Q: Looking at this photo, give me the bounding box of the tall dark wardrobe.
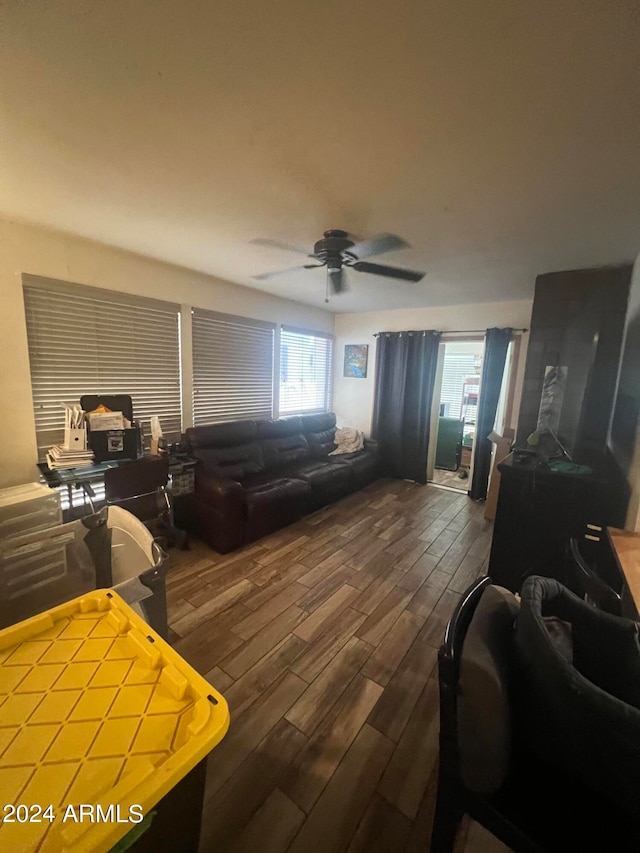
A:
[488,264,634,592]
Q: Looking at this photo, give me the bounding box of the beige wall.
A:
[332,300,533,435]
[0,218,334,489]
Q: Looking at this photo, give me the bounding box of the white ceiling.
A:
[1,0,639,313]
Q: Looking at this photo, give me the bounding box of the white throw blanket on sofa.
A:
[329,427,365,455]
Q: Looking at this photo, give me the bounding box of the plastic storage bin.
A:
[0,482,62,540]
[80,394,142,463]
[0,589,229,853]
[0,506,168,638]
[169,463,195,497]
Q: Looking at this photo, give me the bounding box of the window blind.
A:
[23,276,182,459]
[440,354,477,419]
[192,308,275,425]
[279,327,333,416]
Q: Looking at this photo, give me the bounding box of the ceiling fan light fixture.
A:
[251,229,425,293]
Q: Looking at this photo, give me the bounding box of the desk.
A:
[606,527,640,618]
[38,457,196,520]
[38,461,119,515]
[488,453,627,593]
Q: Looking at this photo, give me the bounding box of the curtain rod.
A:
[372,327,528,337]
[440,327,528,334]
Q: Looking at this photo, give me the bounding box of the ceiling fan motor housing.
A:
[252,228,424,287]
[313,230,355,269]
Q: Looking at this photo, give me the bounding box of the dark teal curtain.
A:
[470,327,513,500]
[372,330,441,484]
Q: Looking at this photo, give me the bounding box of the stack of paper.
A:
[87,411,125,430]
[63,402,85,430]
[46,445,95,470]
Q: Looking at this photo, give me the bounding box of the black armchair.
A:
[566,535,622,616]
[431,575,640,853]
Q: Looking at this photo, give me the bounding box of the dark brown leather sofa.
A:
[185,413,379,552]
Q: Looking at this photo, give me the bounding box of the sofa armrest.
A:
[195,468,244,511]
[193,468,246,553]
[364,438,380,454]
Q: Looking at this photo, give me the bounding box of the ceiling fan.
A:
[251,229,425,299]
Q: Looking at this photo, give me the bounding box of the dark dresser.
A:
[488,452,629,592]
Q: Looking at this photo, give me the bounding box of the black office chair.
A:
[431,575,640,853]
[104,457,187,549]
[566,535,622,616]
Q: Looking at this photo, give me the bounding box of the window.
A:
[23,276,182,459]
[278,327,333,415]
[192,308,275,425]
[440,352,478,419]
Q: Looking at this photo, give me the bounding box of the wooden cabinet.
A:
[488,454,627,592]
[490,264,633,593]
[460,446,472,468]
[515,265,631,460]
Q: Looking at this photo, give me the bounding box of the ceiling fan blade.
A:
[351,261,425,282]
[328,267,345,294]
[252,263,322,281]
[346,233,410,260]
[250,238,311,256]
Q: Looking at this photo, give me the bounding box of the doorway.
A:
[426,336,517,493]
[427,340,485,493]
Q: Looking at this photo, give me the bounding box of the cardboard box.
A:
[484,429,515,521]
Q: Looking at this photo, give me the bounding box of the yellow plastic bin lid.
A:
[0,589,229,853]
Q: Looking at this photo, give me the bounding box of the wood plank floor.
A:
[165,478,511,853]
[430,468,469,492]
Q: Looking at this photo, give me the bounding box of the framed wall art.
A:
[343,344,368,378]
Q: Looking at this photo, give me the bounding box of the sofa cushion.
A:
[186,420,257,449]
[289,461,352,492]
[244,477,311,542]
[458,584,520,795]
[258,418,312,471]
[300,413,337,433]
[241,471,285,489]
[301,413,337,458]
[331,449,379,483]
[256,417,304,440]
[185,421,266,480]
[191,442,265,482]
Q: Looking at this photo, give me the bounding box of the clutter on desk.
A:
[45,402,95,469]
[547,459,593,475]
[81,393,142,462]
[46,443,95,469]
[86,409,126,430]
[62,401,87,447]
[150,414,168,456]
